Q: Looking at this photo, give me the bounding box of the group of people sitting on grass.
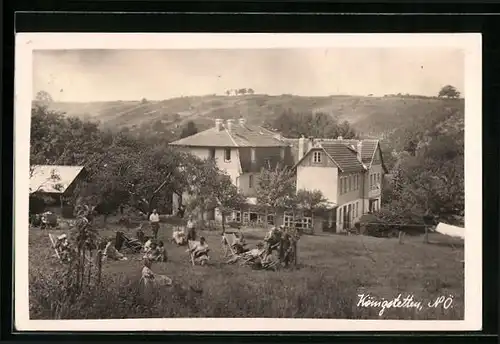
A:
[226,225,297,268]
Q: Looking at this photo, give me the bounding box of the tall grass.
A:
[29,227,464,320]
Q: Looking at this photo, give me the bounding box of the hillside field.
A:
[29,222,464,320]
[41,94,464,142]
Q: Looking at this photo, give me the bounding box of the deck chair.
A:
[115,231,142,253]
[48,233,61,260]
[221,233,238,258]
[222,231,248,258]
[48,233,91,264]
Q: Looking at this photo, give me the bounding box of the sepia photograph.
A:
[14,33,482,332]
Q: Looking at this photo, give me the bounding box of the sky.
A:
[32,48,464,102]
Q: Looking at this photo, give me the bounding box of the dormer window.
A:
[313,151,322,163]
[224,148,231,162]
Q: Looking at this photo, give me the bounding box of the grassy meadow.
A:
[29,221,464,320]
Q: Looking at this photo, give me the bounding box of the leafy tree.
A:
[30,105,106,167]
[179,121,198,139]
[255,165,296,227]
[438,85,461,99]
[388,132,464,224]
[270,110,357,139]
[141,98,148,104]
[294,189,329,234]
[213,175,246,233]
[35,90,53,104]
[238,88,247,95]
[247,88,255,95]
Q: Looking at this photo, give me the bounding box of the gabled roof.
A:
[294,143,366,173]
[316,139,378,166]
[321,142,366,173]
[314,138,387,172]
[170,123,289,148]
[30,165,85,194]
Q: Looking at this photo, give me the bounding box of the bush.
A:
[360,209,425,238]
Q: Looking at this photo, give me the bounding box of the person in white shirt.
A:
[149,209,160,239]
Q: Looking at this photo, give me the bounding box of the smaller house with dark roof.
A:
[29,165,87,216]
[294,136,387,232]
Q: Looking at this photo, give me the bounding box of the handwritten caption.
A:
[357,293,454,316]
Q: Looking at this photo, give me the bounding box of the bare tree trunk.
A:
[398,230,404,244]
[264,209,269,229]
[424,225,429,244]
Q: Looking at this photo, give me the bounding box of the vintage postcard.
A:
[14,33,482,331]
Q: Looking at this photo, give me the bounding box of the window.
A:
[243,212,250,224]
[232,211,241,222]
[344,178,348,193]
[209,148,215,159]
[295,216,312,230]
[348,176,352,191]
[313,151,322,163]
[340,178,344,194]
[284,212,294,228]
[264,158,271,169]
[249,174,254,188]
[224,148,231,162]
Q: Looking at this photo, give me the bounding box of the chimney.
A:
[357,141,363,160]
[239,117,247,126]
[298,135,306,159]
[226,119,235,131]
[215,118,223,131]
[337,136,343,140]
[308,136,315,151]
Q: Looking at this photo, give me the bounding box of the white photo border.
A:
[14,32,482,332]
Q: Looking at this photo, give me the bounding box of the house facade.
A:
[169,118,387,233]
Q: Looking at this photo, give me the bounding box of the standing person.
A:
[149,209,160,240]
[177,204,186,218]
[186,215,197,241]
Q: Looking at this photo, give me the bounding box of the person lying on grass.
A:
[103,241,128,261]
[227,242,265,264]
